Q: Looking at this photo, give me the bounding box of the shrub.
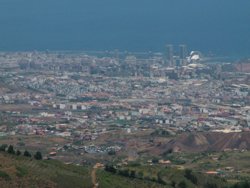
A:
[232,181,250,188]
[129,170,136,178]
[16,166,28,177]
[178,180,187,188]
[23,150,32,157]
[204,182,218,188]
[118,169,129,177]
[0,144,8,152]
[104,164,117,174]
[157,172,166,185]
[108,150,116,156]
[16,150,21,156]
[137,171,144,179]
[184,169,198,185]
[152,157,159,164]
[7,145,15,155]
[0,170,11,181]
[34,151,42,160]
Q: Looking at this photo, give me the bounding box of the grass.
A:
[0,170,11,181]
[15,165,28,177]
[97,169,168,188]
[0,152,92,188]
[0,149,250,188]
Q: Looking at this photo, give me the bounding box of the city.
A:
[0,47,249,187]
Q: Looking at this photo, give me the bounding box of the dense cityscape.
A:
[0,46,250,187]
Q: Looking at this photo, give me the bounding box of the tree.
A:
[16,150,21,156]
[108,150,116,156]
[130,170,136,178]
[104,164,117,174]
[34,151,42,160]
[0,144,8,152]
[7,145,15,155]
[23,150,31,157]
[232,181,250,188]
[118,169,129,177]
[204,182,218,188]
[157,172,166,185]
[137,171,144,179]
[178,180,187,188]
[152,157,159,164]
[184,169,198,185]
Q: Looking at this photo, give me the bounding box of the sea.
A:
[0,0,250,58]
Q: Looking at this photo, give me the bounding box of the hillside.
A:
[0,152,92,188]
[0,151,233,188]
[164,132,250,152]
[0,152,169,188]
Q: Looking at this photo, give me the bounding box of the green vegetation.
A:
[15,165,28,177]
[34,151,42,160]
[103,163,229,188]
[0,152,92,188]
[0,144,7,152]
[0,170,11,181]
[151,129,174,137]
[7,145,15,155]
[23,150,32,157]
[16,150,21,156]
[0,144,250,187]
[97,169,168,188]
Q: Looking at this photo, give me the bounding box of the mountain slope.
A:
[164,132,250,152]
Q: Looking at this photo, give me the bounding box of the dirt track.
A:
[91,163,104,188]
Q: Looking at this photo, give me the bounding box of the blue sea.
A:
[0,0,250,57]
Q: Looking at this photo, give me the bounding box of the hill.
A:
[164,132,250,152]
[0,151,233,188]
[0,152,92,188]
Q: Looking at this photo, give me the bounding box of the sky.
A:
[0,0,250,56]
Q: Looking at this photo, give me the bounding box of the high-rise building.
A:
[114,49,120,64]
[179,44,187,65]
[179,44,187,59]
[166,44,173,66]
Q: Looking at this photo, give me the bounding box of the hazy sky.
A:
[0,0,250,56]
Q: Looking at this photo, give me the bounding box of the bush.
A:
[23,150,32,157]
[129,170,136,178]
[137,171,144,179]
[204,182,218,188]
[7,145,15,155]
[16,150,21,156]
[0,144,8,152]
[118,169,129,177]
[104,164,117,174]
[178,180,187,188]
[16,166,28,177]
[232,181,250,188]
[34,151,42,160]
[184,169,198,185]
[157,172,166,185]
[152,157,159,164]
[108,150,116,156]
[0,170,11,181]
